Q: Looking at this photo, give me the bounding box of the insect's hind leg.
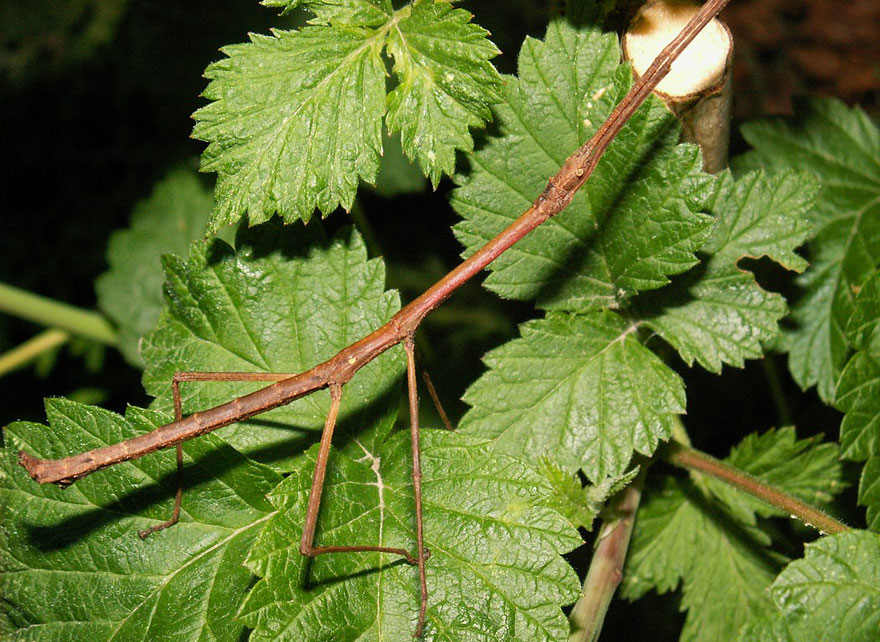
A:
[137,371,298,539]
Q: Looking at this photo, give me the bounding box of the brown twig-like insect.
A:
[17,1,731,636]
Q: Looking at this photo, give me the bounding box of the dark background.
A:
[1,1,877,639]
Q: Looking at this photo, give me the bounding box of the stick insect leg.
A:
[406,337,429,638]
[422,369,453,431]
[299,383,422,563]
[138,371,299,539]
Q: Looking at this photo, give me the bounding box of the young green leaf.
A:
[638,170,818,372]
[0,401,280,640]
[737,98,880,402]
[536,459,639,531]
[459,311,685,480]
[385,1,502,185]
[739,530,880,642]
[622,477,783,642]
[141,222,403,471]
[700,427,845,525]
[238,430,581,640]
[452,20,716,312]
[95,166,217,367]
[193,2,501,229]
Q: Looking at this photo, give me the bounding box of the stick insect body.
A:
[17,2,732,636]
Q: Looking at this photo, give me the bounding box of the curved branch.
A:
[19,0,733,487]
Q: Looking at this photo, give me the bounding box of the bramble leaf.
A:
[624,427,847,641]
[836,351,880,460]
[452,20,716,311]
[0,401,280,641]
[192,25,387,229]
[739,531,880,642]
[95,166,219,367]
[193,1,500,229]
[737,98,880,402]
[238,430,581,640]
[536,459,639,531]
[638,170,817,372]
[834,269,880,528]
[459,311,685,480]
[141,222,403,471]
[386,1,502,186]
[622,478,783,642]
[261,0,392,27]
[860,457,880,531]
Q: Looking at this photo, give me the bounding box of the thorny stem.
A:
[0,281,117,346]
[665,443,850,535]
[19,0,733,491]
[568,469,647,642]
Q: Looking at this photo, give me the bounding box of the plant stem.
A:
[0,329,70,377]
[0,282,117,346]
[569,470,646,642]
[665,443,849,535]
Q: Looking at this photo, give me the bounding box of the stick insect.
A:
[17,2,731,636]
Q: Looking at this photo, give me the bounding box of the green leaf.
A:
[834,269,880,529]
[238,430,581,640]
[638,170,817,372]
[859,457,880,531]
[622,478,784,642]
[141,222,403,471]
[737,98,880,402]
[262,0,393,27]
[459,311,685,480]
[193,2,501,229]
[95,166,217,367]
[536,459,639,531]
[192,25,387,229]
[0,400,280,640]
[451,20,716,311]
[385,1,502,186]
[740,531,880,642]
[835,270,880,459]
[702,427,845,525]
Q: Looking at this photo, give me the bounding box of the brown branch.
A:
[18,0,733,487]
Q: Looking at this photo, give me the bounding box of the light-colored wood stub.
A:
[623,0,733,172]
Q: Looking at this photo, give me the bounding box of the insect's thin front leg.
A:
[406,337,429,638]
[299,383,420,561]
[138,371,299,539]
